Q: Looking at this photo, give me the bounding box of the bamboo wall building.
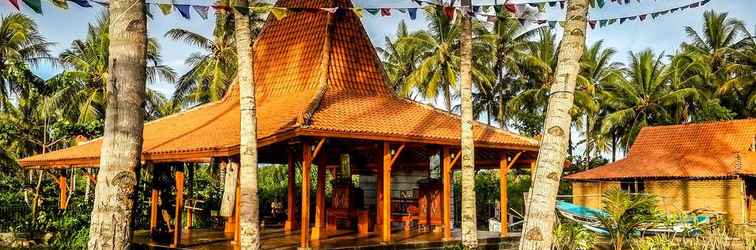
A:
[17,0,539,248]
[566,119,756,235]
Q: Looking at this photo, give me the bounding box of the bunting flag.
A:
[270,7,287,20]
[380,8,390,16]
[322,7,338,14]
[51,0,67,9]
[443,6,454,18]
[352,8,364,17]
[22,0,41,13]
[193,5,208,19]
[174,4,190,19]
[158,3,172,15]
[91,0,106,7]
[68,0,90,8]
[365,8,378,15]
[407,8,417,20]
[7,0,20,10]
[589,20,597,29]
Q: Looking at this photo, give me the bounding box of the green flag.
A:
[159,4,173,15]
[22,0,42,13]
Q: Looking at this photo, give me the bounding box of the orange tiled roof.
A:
[566,119,756,181]
[17,0,537,168]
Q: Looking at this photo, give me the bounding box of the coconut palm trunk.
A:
[234,0,261,248]
[518,0,589,249]
[86,0,147,248]
[459,0,478,248]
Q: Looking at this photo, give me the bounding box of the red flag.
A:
[504,4,516,13]
[443,6,454,18]
[7,0,19,10]
[380,8,391,16]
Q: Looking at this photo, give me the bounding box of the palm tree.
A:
[719,28,755,116]
[576,41,622,162]
[681,11,749,117]
[87,0,148,247]
[0,13,53,109]
[600,50,698,151]
[519,0,589,248]
[476,14,542,127]
[166,7,263,108]
[378,21,423,98]
[402,7,492,111]
[459,0,477,247]
[234,0,261,248]
[49,14,175,122]
[597,189,658,250]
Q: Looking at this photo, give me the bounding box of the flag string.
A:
[3,0,713,30]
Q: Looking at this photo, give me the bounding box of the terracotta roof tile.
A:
[17,0,537,168]
[566,119,756,180]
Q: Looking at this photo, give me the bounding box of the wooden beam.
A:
[300,141,312,248]
[311,137,326,160]
[508,151,524,169]
[499,152,509,236]
[388,143,405,167]
[58,175,68,209]
[450,150,462,167]
[312,155,327,240]
[284,149,297,232]
[442,147,452,239]
[172,167,185,248]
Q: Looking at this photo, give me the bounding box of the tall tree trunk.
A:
[87,0,147,247]
[518,0,588,248]
[234,0,261,248]
[459,1,478,248]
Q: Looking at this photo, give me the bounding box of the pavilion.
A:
[17,0,540,248]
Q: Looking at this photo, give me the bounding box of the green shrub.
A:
[553,221,598,250]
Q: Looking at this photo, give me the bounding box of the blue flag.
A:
[68,0,91,8]
[175,4,191,19]
[408,8,417,20]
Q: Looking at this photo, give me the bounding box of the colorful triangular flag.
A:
[352,8,364,17]
[689,2,699,8]
[270,7,288,20]
[193,5,208,19]
[548,21,556,29]
[175,4,190,19]
[599,19,607,27]
[396,8,407,13]
[68,0,91,7]
[322,7,338,14]
[701,0,710,6]
[607,18,616,25]
[493,5,502,14]
[443,6,454,18]
[380,8,390,16]
[51,0,67,9]
[651,12,660,19]
[619,17,627,23]
[7,0,19,10]
[595,0,605,8]
[588,20,597,29]
[365,8,379,15]
[548,1,557,7]
[22,0,42,13]
[670,7,679,13]
[638,14,647,21]
[158,3,173,15]
[408,8,417,20]
[504,4,516,13]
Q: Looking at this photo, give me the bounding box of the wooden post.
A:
[312,154,327,240]
[300,141,312,249]
[499,152,509,236]
[442,147,452,239]
[376,152,383,231]
[234,172,241,244]
[58,174,68,209]
[186,164,194,230]
[530,161,537,181]
[285,149,297,232]
[172,167,185,248]
[149,165,159,231]
[382,142,392,241]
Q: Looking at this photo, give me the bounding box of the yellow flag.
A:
[270,7,288,20]
[159,4,173,15]
[352,8,364,17]
[51,0,67,9]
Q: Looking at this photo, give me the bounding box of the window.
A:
[620,179,645,194]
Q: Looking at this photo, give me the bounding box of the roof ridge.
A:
[641,118,756,131]
[299,8,335,126]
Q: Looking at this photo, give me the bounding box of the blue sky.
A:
[1,0,754,96]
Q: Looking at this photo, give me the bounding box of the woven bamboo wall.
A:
[571,179,747,224]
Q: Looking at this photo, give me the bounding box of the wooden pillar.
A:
[172,167,185,248]
[499,153,509,236]
[442,147,452,239]
[149,165,159,231]
[376,154,383,231]
[300,141,312,249]
[285,149,297,232]
[312,155,327,240]
[58,174,68,209]
[530,161,537,181]
[381,142,392,241]
[186,164,194,230]
[234,172,241,244]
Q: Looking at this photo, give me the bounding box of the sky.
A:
[1,0,754,158]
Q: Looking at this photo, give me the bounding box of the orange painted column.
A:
[300,142,312,248]
[499,153,509,236]
[285,149,297,232]
[312,155,327,240]
[58,175,68,209]
[172,168,185,248]
[442,147,452,239]
[376,154,383,231]
[381,142,392,241]
[234,176,241,244]
[150,189,158,230]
